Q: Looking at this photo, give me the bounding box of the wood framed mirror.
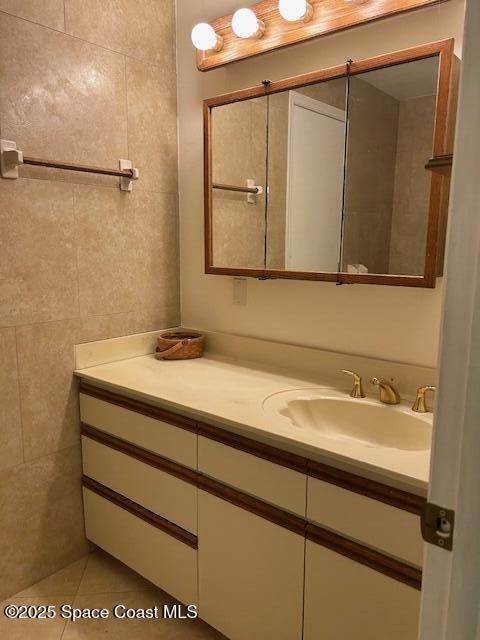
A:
[204,39,458,287]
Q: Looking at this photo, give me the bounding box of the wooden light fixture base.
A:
[196,0,450,71]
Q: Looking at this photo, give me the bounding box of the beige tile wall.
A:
[342,77,400,273]
[0,1,179,601]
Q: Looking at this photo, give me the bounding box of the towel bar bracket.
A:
[0,139,23,179]
[119,158,139,192]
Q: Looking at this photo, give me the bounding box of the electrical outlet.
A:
[232,278,247,305]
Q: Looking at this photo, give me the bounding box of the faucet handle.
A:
[412,386,436,413]
[341,370,365,398]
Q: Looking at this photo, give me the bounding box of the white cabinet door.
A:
[304,540,421,640]
[198,491,304,640]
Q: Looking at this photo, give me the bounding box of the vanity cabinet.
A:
[78,381,425,640]
[198,491,304,640]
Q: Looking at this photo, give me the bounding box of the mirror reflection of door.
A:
[285,92,346,272]
[266,78,347,272]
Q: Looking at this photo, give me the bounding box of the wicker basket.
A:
[155,331,204,360]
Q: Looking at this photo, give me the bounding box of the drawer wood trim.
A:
[306,523,422,590]
[198,474,306,536]
[308,460,426,516]
[80,382,197,433]
[82,476,198,549]
[80,383,425,514]
[80,413,423,587]
[197,421,308,474]
[81,423,198,486]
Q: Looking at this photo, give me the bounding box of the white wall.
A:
[176,0,465,368]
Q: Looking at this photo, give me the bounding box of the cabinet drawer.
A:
[82,436,197,533]
[198,435,306,516]
[83,488,197,605]
[304,541,420,640]
[307,476,423,566]
[80,393,196,469]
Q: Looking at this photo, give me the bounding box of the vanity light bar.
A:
[191,0,369,50]
[193,0,447,71]
[191,1,313,51]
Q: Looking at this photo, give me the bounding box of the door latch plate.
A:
[421,502,455,551]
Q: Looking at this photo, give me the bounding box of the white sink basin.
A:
[264,389,432,452]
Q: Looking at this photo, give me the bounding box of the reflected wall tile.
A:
[75,186,180,317]
[0,12,128,169]
[0,328,23,473]
[212,197,266,269]
[343,77,399,273]
[64,0,176,67]
[0,178,78,327]
[0,0,65,31]
[0,446,88,602]
[15,320,80,461]
[212,101,253,185]
[389,96,435,275]
[126,57,178,193]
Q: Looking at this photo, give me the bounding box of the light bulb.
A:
[231,8,265,39]
[278,0,313,22]
[191,23,223,52]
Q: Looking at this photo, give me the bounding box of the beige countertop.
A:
[75,349,431,496]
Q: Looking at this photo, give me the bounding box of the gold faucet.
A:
[341,370,365,398]
[371,377,401,405]
[412,386,436,413]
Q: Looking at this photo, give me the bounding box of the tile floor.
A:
[0,549,225,639]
